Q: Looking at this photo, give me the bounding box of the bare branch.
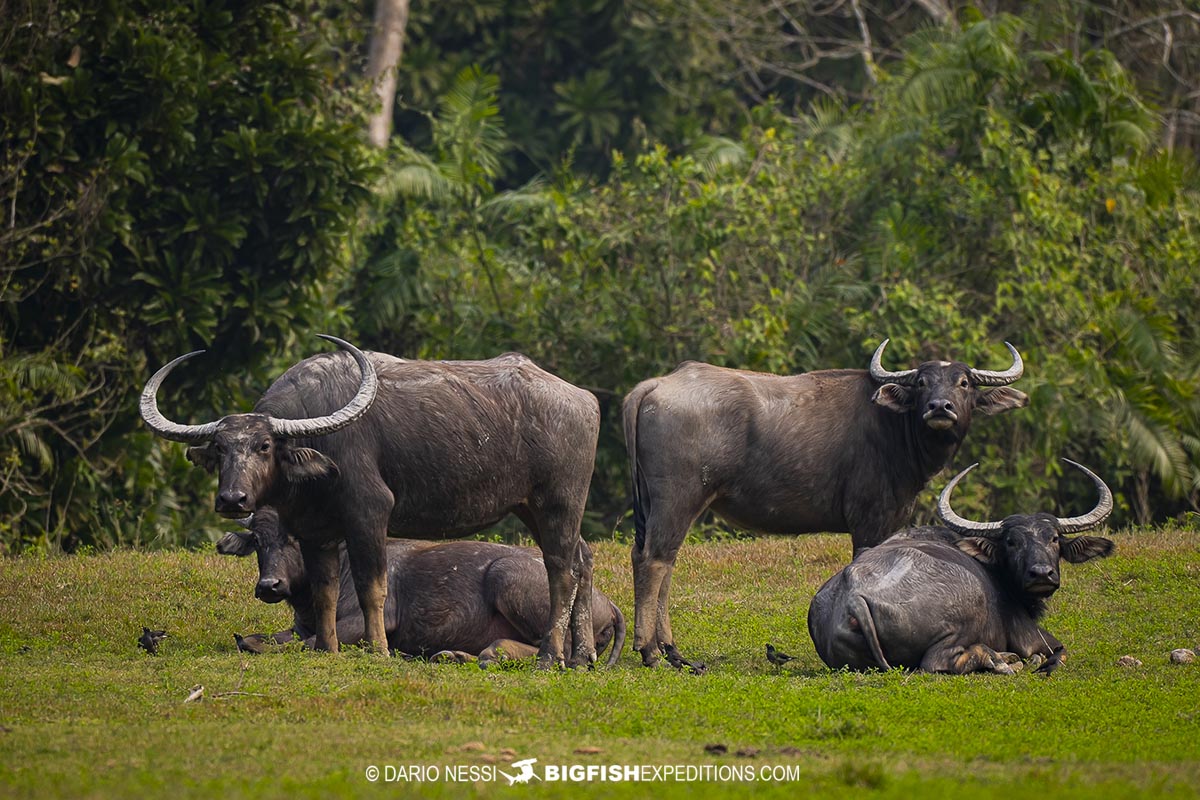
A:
[849,0,878,84]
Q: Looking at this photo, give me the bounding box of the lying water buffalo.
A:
[141,337,601,667]
[623,340,1028,669]
[807,459,1114,674]
[217,509,626,665]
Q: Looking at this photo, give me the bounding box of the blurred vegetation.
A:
[2,0,1197,550]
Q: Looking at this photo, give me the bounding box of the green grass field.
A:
[1,528,1198,799]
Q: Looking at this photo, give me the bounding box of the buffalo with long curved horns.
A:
[623,339,1029,670]
[141,337,602,667]
[807,459,1115,674]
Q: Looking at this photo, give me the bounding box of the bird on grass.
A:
[138,627,168,655]
[765,643,795,669]
[233,633,266,655]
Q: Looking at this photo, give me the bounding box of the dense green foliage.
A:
[2,1,1197,549]
[1,532,1198,797]
[366,15,1200,531]
[1,0,377,549]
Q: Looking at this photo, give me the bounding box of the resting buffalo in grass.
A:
[141,337,601,667]
[807,459,1114,675]
[623,340,1028,669]
[217,509,626,666]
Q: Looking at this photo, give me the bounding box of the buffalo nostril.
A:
[255,578,283,596]
[1029,565,1056,580]
[218,490,249,509]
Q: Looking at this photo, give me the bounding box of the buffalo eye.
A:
[917,377,927,388]
[258,440,272,454]
[959,377,969,388]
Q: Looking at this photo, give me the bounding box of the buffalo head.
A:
[868,339,1028,437]
[937,460,1115,598]
[216,508,306,603]
[140,334,377,517]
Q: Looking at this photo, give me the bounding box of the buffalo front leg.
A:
[345,534,390,656]
[632,519,707,670]
[300,541,341,653]
[924,643,1016,675]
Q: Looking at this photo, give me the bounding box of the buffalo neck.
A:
[984,559,1050,621]
[905,411,964,485]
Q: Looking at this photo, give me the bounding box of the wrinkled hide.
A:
[219,510,625,665]
[623,343,1027,667]
[807,521,1113,674]
[149,346,601,666]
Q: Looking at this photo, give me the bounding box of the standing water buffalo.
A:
[217,509,626,665]
[623,340,1028,669]
[807,459,1114,674]
[141,336,601,667]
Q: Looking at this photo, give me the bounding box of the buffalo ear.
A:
[1061,535,1114,564]
[216,531,255,557]
[974,386,1029,416]
[872,384,914,414]
[186,443,219,473]
[279,446,338,483]
[955,536,998,564]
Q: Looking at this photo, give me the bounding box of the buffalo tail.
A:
[622,382,655,551]
[606,599,627,667]
[849,594,892,671]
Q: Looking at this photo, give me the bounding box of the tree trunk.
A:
[365,0,410,149]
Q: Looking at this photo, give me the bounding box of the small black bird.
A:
[765,643,795,668]
[233,633,265,655]
[138,627,168,655]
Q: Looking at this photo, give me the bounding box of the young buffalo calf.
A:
[808,460,1114,675]
[218,508,625,666]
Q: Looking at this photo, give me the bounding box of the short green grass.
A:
[1,529,1198,799]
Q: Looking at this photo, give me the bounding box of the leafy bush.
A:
[0,0,378,550]
[361,16,1199,536]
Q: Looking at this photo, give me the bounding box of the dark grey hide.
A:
[142,340,600,667]
[622,340,1028,668]
[807,462,1114,675]
[217,509,626,666]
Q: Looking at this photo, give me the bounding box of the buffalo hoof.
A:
[430,650,475,664]
[567,652,598,671]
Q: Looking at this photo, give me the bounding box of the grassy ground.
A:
[0,528,1198,799]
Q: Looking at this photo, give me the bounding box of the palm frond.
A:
[688,136,747,177]
[479,178,551,223]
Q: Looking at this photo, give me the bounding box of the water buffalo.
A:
[141,336,601,667]
[216,509,626,665]
[807,459,1115,674]
[623,339,1028,669]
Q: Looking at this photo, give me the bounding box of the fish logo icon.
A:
[498,757,540,785]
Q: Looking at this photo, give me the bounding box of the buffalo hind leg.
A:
[516,504,589,669]
[479,639,540,667]
[299,540,341,653]
[632,493,708,671]
[567,539,597,669]
[652,568,705,673]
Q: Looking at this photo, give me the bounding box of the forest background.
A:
[2,0,1199,551]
